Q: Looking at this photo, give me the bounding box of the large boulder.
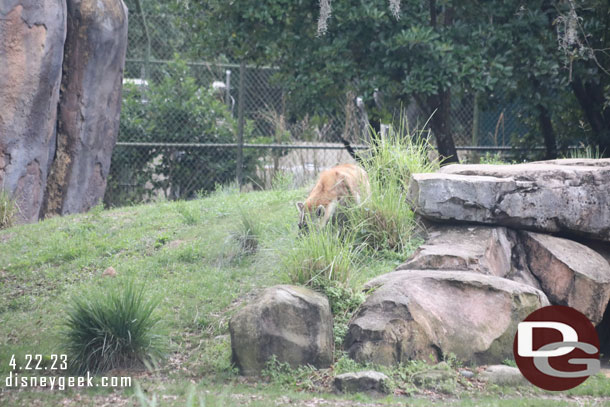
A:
[408,161,610,242]
[396,225,538,287]
[346,270,549,366]
[229,285,334,376]
[0,0,66,222]
[520,231,610,324]
[42,0,128,217]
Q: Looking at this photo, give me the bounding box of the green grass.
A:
[0,188,18,230]
[0,183,609,406]
[63,280,164,374]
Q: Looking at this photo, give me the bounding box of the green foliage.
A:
[106,55,259,206]
[315,281,366,347]
[346,123,438,256]
[261,355,317,390]
[63,280,165,374]
[479,152,508,165]
[568,144,603,159]
[282,224,360,287]
[0,189,18,230]
[232,209,262,255]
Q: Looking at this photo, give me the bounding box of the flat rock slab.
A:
[520,231,610,324]
[408,161,610,242]
[347,270,549,366]
[229,285,333,375]
[479,365,528,386]
[334,371,390,394]
[398,225,512,276]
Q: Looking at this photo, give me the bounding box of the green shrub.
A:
[283,224,360,287]
[347,120,439,256]
[106,55,261,206]
[63,281,165,374]
[0,189,18,230]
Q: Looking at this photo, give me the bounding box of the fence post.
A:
[236,61,246,189]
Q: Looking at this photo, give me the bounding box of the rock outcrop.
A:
[229,285,334,375]
[0,0,128,223]
[42,0,128,217]
[519,231,610,324]
[408,162,610,242]
[346,270,549,366]
[0,0,66,222]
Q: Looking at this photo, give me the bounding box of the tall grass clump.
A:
[283,224,360,287]
[348,117,439,256]
[232,209,262,255]
[0,189,18,230]
[63,280,165,374]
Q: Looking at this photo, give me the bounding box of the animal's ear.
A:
[296,202,304,212]
[316,205,325,218]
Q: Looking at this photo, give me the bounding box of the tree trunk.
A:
[571,76,610,156]
[537,105,557,159]
[427,92,459,164]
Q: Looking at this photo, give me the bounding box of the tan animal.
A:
[296,163,370,230]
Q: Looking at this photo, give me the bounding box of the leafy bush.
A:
[106,55,260,206]
[0,189,18,230]
[283,224,360,287]
[346,121,439,256]
[63,281,165,374]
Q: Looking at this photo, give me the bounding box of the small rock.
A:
[334,371,390,394]
[479,365,528,386]
[102,266,117,277]
[459,369,475,379]
[412,365,455,387]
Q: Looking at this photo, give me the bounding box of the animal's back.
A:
[305,163,369,209]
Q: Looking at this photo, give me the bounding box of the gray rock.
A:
[42,0,128,218]
[398,225,513,277]
[347,270,549,366]
[229,285,334,376]
[334,371,390,394]
[459,369,475,379]
[408,162,610,242]
[520,231,610,324]
[479,365,528,386]
[0,0,66,223]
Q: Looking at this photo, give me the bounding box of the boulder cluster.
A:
[230,159,610,375]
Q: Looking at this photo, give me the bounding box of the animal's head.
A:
[296,202,326,232]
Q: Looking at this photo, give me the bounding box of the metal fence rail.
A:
[104,11,535,207]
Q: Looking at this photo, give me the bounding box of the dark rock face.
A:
[346,270,549,366]
[0,0,66,222]
[42,0,128,217]
[408,161,610,242]
[229,285,334,375]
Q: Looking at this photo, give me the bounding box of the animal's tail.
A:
[337,134,364,165]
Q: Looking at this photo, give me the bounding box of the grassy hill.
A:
[1,184,609,406]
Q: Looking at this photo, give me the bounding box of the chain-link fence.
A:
[104,11,532,207]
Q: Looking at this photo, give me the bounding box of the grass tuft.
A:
[63,280,165,374]
[232,210,262,255]
[0,188,18,230]
[283,224,360,287]
[346,118,438,257]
